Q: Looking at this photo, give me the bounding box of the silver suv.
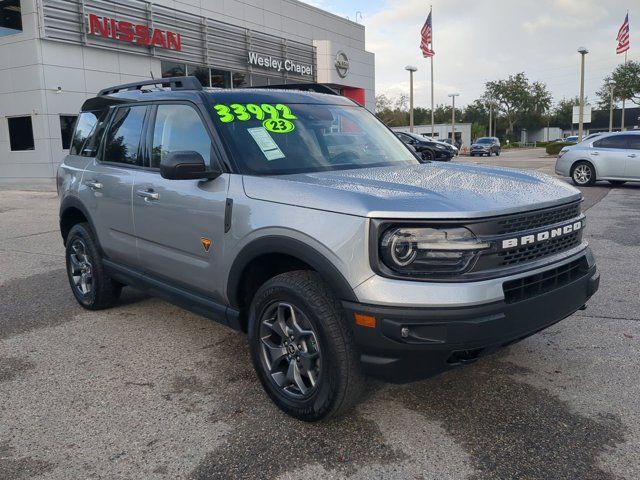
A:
[58,77,599,421]
[555,131,640,186]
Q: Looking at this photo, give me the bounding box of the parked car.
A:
[58,76,599,421]
[563,135,579,144]
[395,131,454,161]
[469,137,501,157]
[426,136,459,156]
[555,131,640,186]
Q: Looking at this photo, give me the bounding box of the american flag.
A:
[420,11,435,58]
[616,13,630,54]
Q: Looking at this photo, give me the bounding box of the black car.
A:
[470,137,501,157]
[395,131,454,161]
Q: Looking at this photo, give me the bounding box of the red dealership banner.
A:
[87,13,182,51]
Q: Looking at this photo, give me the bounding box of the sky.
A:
[302,0,635,109]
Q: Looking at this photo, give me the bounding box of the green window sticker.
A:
[213,103,297,125]
[247,127,285,161]
[263,118,295,133]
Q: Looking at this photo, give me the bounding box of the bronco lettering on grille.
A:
[501,220,583,250]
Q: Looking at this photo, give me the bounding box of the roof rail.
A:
[248,83,339,96]
[98,76,203,96]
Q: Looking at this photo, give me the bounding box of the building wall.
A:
[0,0,375,180]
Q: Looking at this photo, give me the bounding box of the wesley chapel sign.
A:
[248,52,313,76]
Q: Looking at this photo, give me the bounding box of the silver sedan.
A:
[555,132,640,186]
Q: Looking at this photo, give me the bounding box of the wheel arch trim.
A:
[226,236,358,308]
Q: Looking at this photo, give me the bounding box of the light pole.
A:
[448,93,460,144]
[487,98,493,137]
[608,81,616,132]
[577,47,588,141]
[405,65,418,132]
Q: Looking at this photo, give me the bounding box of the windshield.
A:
[476,138,493,144]
[211,103,418,175]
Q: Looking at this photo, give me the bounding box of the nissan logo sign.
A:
[335,51,349,78]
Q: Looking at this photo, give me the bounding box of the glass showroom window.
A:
[186,64,211,87]
[8,116,34,151]
[59,115,77,150]
[0,0,22,36]
[161,61,186,78]
[211,69,231,88]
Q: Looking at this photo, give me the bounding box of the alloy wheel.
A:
[573,164,592,185]
[259,302,321,398]
[68,239,94,296]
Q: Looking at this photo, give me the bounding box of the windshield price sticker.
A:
[247,127,286,161]
[213,103,297,124]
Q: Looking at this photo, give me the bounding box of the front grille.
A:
[495,202,581,235]
[503,257,588,304]
[497,231,582,266]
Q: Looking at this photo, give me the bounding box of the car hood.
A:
[242,163,581,219]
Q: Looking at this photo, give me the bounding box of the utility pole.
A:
[609,81,616,132]
[405,66,418,132]
[448,93,459,144]
[488,100,492,137]
[577,47,588,142]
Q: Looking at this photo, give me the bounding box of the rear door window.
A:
[628,135,640,150]
[593,136,628,149]
[102,106,147,166]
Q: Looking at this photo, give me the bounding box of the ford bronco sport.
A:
[58,77,599,421]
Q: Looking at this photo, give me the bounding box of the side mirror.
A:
[160,151,221,180]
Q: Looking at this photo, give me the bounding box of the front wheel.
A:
[571,161,596,186]
[248,271,365,421]
[421,149,435,161]
[65,223,122,309]
[496,150,500,156]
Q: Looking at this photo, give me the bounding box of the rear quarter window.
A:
[69,110,108,156]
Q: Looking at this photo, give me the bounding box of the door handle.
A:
[590,151,599,156]
[85,180,103,190]
[136,189,160,201]
[628,154,637,158]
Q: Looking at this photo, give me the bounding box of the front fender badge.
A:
[201,237,212,252]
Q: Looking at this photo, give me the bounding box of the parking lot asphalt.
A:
[1,152,639,479]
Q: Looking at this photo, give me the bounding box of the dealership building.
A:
[0,0,375,182]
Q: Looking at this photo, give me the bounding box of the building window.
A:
[186,64,210,87]
[232,72,248,88]
[7,116,34,151]
[211,69,231,89]
[0,0,22,37]
[161,61,186,78]
[59,115,77,150]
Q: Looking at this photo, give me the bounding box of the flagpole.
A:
[430,5,435,138]
[621,10,628,131]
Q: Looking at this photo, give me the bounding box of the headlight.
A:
[379,227,490,276]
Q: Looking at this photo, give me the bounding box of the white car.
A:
[555,132,640,186]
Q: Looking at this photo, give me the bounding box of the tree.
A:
[551,97,579,130]
[483,73,552,135]
[596,60,640,108]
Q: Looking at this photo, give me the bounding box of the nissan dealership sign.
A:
[248,51,313,76]
[87,13,182,51]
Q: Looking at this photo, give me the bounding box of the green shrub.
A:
[546,142,571,155]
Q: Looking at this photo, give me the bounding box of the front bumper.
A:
[345,254,599,383]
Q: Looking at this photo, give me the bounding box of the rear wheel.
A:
[571,161,596,187]
[608,180,626,187]
[248,271,365,421]
[65,223,122,310]
[496,150,500,156]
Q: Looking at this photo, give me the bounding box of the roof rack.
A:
[248,83,339,96]
[98,76,203,96]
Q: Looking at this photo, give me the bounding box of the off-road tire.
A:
[248,271,365,421]
[65,223,122,310]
